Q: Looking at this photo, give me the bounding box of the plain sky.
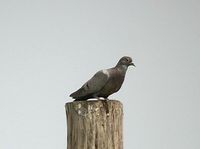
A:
[0,0,200,149]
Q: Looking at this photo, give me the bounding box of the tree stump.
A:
[65,100,123,149]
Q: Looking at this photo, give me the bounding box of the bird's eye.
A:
[125,58,129,61]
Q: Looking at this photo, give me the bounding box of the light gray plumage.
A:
[70,56,135,101]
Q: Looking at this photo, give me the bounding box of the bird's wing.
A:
[70,70,109,98]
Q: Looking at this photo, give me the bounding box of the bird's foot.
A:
[93,96,104,100]
[104,98,109,101]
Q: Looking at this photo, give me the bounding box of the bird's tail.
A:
[73,98,87,101]
[70,88,84,98]
[70,88,88,101]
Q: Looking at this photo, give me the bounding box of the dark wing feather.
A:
[70,70,109,100]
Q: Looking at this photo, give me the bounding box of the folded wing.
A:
[70,70,109,100]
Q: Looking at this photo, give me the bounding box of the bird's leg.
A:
[104,97,109,101]
[96,97,102,100]
[93,95,103,100]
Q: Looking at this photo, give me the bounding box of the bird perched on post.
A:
[70,56,135,101]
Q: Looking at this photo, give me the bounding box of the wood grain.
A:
[65,100,123,149]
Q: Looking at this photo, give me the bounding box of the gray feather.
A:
[70,70,109,100]
[70,56,135,101]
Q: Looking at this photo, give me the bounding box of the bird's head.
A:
[116,56,135,68]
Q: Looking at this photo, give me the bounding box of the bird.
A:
[70,56,135,101]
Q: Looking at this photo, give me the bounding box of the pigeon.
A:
[70,56,135,101]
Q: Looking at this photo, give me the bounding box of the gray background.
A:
[0,0,200,149]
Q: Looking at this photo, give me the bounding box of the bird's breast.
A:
[98,70,125,97]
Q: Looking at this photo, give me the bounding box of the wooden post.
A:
[65,100,123,149]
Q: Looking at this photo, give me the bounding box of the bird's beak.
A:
[129,62,136,67]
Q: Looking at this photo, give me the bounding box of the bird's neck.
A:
[115,65,128,75]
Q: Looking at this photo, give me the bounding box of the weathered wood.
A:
[65,100,123,149]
